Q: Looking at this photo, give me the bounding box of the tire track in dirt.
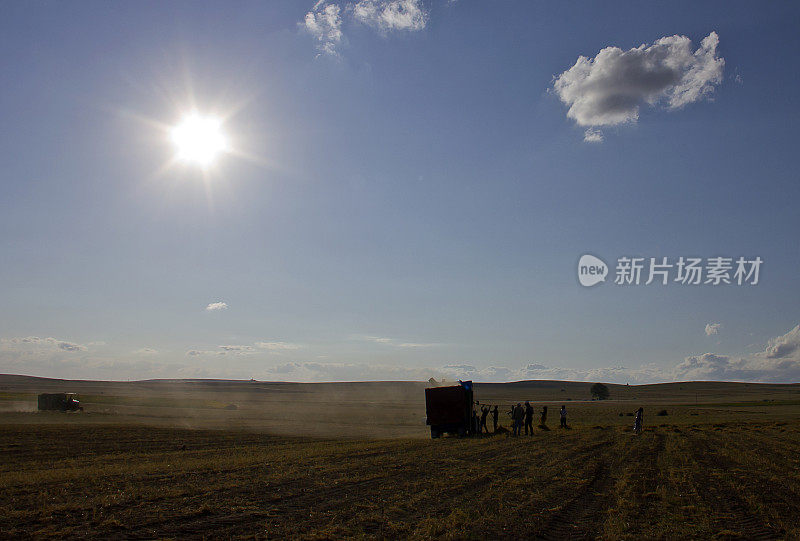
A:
[409,436,615,525]
[534,463,613,541]
[685,432,783,541]
[133,443,436,537]
[532,437,619,541]
[167,442,516,538]
[623,431,666,526]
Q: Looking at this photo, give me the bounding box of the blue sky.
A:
[1,1,799,382]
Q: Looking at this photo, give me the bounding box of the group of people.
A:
[474,404,500,434]
[508,402,568,435]
[472,402,569,435]
[471,403,645,436]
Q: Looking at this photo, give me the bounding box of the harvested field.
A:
[2,376,800,539]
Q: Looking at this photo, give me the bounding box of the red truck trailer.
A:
[424,380,474,438]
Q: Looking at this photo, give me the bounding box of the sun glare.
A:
[171,113,227,167]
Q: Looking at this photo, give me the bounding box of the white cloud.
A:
[352,0,427,32]
[362,335,394,344]
[300,0,427,57]
[438,325,800,384]
[302,2,343,56]
[256,341,302,351]
[554,32,724,133]
[762,324,800,360]
[264,360,438,382]
[134,348,158,355]
[188,342,300,357]
[57,342,85,352]
[356,335,438,348]
[442,364,476,372]
[675,325,800,382]
[440,362,664,385]
[0,336,88,352]
[185,349,225,357]
[218,345,255,353]
[705,323,722,336]
[205,302,228,311]
[583,128,604,143]
[0,351,220,381]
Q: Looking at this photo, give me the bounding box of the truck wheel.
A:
[430,427,440,439]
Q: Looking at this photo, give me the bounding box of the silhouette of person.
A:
[492,405,499,432]
[512,403,524,436]
[634,407,643,435]
[560,405,567,428]
[540,406,548,427]
[472,408,480,436]
[524,401,534,435]
[480,406,490,434]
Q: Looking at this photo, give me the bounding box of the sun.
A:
[170,112,228,167]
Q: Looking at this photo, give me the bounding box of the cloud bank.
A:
[266,324,800,384]
[3,325,800,384]
[674,323,800,382]
[554,32,724,140]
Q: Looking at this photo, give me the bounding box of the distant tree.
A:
[590,383,610,400]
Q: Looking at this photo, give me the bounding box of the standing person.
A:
[539,406,548,427]
[511,403,517,436]
[559,405,567,428]
[492,405,499,433]
[480,406,490,434]
[513,403,524,436]
[472,408,480,436]
[634,407,643,435]
[524,401,534,435]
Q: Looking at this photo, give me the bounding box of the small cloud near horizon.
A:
[256,341,303,351]
[356,335,439,348]
[0,336,88,352]
[218,345,255,353]
[705,323,722,336]
[205,302,228,311]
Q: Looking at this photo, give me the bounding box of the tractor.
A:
[37,393,83,412]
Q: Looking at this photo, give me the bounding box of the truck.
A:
[424,380,474,438]
[37,393,83,412]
